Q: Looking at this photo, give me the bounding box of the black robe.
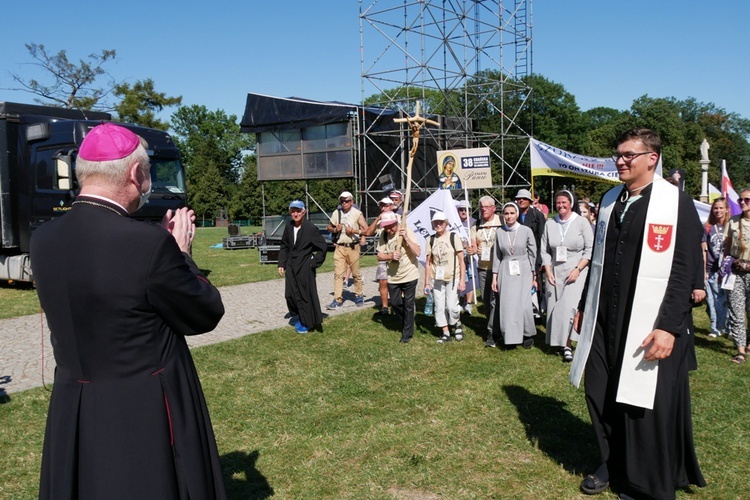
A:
[583,184,705,499]
[31,198,226,499]
[519,206,546,269]
[278,218,327,329]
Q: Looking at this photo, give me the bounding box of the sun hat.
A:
[380,212,399,227]
[431,210,448,222]
[514,189,533,201]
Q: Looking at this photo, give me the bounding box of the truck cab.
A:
[0,102,187,283]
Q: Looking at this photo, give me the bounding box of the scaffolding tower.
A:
[358,0,534,205]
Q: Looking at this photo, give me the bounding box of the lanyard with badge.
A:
[556,220,571,262]
[507,229,521,276]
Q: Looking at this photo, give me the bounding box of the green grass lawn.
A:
[1,305,748,498]
[0,226,377,319]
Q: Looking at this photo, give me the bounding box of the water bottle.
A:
[424,288,434,316]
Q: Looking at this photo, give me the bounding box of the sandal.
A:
[562,347,574,362]
[580,473,609,495]
[731,353,747,364]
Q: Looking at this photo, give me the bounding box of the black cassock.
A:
[584,184,706,500]
[278,219,327,329]
[31,198,226,500]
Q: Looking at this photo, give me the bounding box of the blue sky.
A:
[2,1,748,124]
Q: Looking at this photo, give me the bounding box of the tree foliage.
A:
[171,105,252,184]
[170,105,255,219]
[9,43,117,110]
[113,79,182,130]
[188,156,232,223]
[229,155,262,222]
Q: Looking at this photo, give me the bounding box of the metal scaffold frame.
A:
[358,0,534,205]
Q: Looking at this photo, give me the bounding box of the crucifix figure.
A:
[393,101,440,243]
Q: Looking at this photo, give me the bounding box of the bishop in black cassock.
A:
[32,123,226,499]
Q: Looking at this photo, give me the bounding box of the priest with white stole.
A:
[570,128,706,500]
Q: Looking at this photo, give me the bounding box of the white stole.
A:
[569,177,679,410]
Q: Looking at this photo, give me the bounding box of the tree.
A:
[229,154,262,222]
[8,43,116,110]
[188,155,232,223]
[170,105,254,218]
[520,74,587,153]
[171,105,252,185]
[675,97,750,188]
[113,79,182,130]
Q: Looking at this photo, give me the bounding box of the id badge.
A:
[435,267,446,280]
[481,246,491,261]
[556,246,568,262]
[722,273,736,291]
[509,260,521,276]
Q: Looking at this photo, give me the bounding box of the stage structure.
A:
[239,1,534,221]
[359,0,534,208]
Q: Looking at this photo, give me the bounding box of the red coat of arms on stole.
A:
[647,224,673,253]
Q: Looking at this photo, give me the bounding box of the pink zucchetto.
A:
[78,123,140,161]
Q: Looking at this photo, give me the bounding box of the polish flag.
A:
[721,160,741,215]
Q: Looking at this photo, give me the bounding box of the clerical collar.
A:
[620,178,656,203]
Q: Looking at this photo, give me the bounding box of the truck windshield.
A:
[150,158,186,194]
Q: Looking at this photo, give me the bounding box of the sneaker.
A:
[484,341,496,348]
[464,303,472,315]
[327,299,343,310]
[708,332,721,338]
[400,336,411,343]
[294,320,309,334]
[523,337,534,349]
[437,333,452,343]
[562,347,573,362]
[454,323,464,341]
[355,295,365,307]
